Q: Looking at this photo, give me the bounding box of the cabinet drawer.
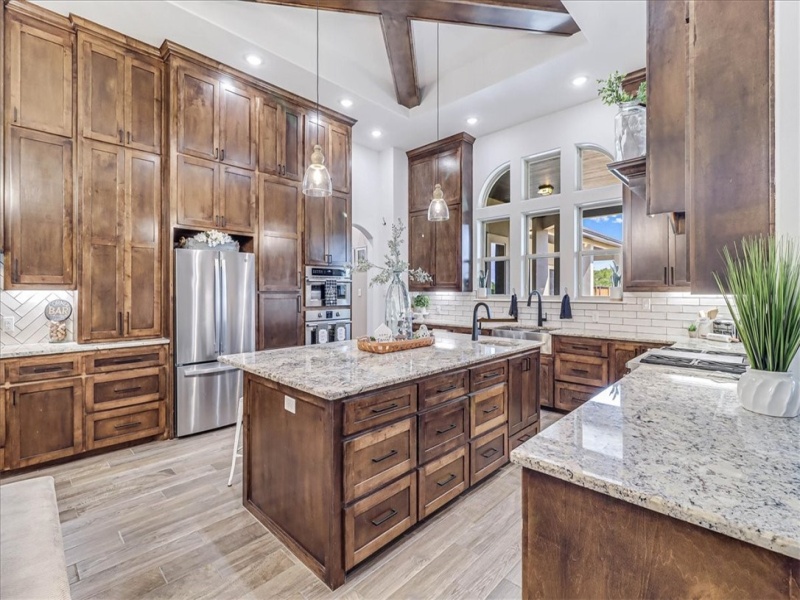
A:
[343,384,417,436]
[555,354,608,387]
[344,418,416,503]
[86,401,165,450]
[418,370,468,410]
[418,398,468,465]
[86,367,167,412]
[86,346,167,373]
[470,427,508,486]
[470,359,508,392]
[554,382,603,412]
[470,383,507,438]
[510,421,540,451]
[6,355,82,383]
[418,446,468,520]
[553,336,608,358]
[344,473,416,571]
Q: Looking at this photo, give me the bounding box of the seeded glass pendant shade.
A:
[428,24,448,222]
[427,184,449,221]
[302,0,332,197]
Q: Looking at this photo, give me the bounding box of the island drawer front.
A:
[555,354,608,387]
[418,370,468,410]
[418,446,468,520]
[6,355,82,383]
[510,421,540,451]
[343,384,417,436]
[86,346,167,373]
[470,360,508,392]
[553,336,608,358]
[344,473,417,571]
[554,382,603,412]
[470,427,509,486]
[418,398,469,465]
[470,383,507,438]
[86,401,166,450]
[86,367,167,412]
[344,417,417,504]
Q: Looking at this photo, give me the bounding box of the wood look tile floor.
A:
[1,409,564,600]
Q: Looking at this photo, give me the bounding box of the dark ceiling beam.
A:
[246,0,581,108]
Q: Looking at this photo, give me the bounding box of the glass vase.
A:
[614,101,646,160]
[385,272,413,340]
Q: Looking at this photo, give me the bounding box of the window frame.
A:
[576,201,624,300]
[523,210,562,298]
[575,143,616,191]
[477,217,512,297]
[522,148,561,201]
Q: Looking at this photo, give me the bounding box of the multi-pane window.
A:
[524,151,560,199]
[479,219,511,295]
[577,145,618,190]
[578,205,623,297]
[525,213,560,296]
[485,167,510,206]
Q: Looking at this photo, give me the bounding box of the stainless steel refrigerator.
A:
[174,249,255,437]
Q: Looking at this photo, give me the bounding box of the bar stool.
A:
[227,396,244,487]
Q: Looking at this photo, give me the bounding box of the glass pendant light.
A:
[303,0,333,197]
[428,23,449,222]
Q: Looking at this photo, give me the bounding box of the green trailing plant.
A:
[714,236,800,372]
[413,294,430,310]
[597,71,647,106]
[352,219,432,286]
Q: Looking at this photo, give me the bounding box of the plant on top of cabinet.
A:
[598,71,646,161]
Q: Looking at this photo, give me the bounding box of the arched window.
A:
[576,144,616,190]
[481,163,511,207]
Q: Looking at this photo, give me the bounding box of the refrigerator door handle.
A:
[214,257,222,356]
[220,257,229,355]
[184,365,239,377]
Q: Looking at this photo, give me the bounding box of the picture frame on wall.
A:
[354,246,367,265]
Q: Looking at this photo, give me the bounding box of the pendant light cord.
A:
[316,0,320,146]
[436,23,440,142]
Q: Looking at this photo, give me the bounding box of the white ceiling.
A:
[34,0,646,151]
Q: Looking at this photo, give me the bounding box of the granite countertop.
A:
[0,338,170,359]
[219,332,544,401]
[510,366,800,559]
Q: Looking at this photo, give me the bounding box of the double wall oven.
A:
[304,266,352,345]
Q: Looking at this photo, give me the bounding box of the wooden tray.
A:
[357,336,435,354]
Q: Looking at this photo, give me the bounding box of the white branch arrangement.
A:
[352,219,432,286]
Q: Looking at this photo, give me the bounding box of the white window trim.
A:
[575,202,624,301]
[477,217,513,298]
[523,210,561,298]
[575,143,615,191]
[522,148,561,202]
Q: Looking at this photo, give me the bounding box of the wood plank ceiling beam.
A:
[247,0,581,108]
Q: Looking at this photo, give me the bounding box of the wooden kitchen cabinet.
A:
[78,34,162,154]
[258,94,304,181]
[407,133,474,292]
[508,352,540,436]
[5,378,83,469]
[539,354,554,409]
[219,81,257,169]
[219,164,257,233]
[5,12,74,138]
[304,193,351,267]
[610,342,660,383]
[259,174,302,291]
[306,116,351,194]
[257,292,302,350]
[5,127,74,288]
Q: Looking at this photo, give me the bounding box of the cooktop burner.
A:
[640,353,747,375]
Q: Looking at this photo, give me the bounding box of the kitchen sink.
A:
[492,326,552,354]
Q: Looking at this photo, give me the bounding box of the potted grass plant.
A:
[715,236,800,418]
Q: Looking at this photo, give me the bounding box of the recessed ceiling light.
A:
[572,76,588,87]
[371,129,382,138]
[340,98,353,108]
[466,117,478,126]
[245,54,263,67]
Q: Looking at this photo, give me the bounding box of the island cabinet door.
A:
[508,352,539,435]
[418,397,468,465]
[417,446,469,520]
[469,427,508,486]
[469,383,507,439]
[342,384,417,437]
[539,354,554,409]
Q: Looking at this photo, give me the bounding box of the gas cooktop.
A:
[639,347,748,376]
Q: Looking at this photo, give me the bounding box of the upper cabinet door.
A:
[125,55,162,154]
[175,154,218,230]
[327,193,351,266]
[259,175,302,291]
[328,121,351,194]
[219,165,256,234]
[6,128,74,288]
[436,148,461,205]
[623,187,671,290]
[434,204,461,289]
[259,96,304,180]
[219,83,256,169]
[79,38,124,145]
[409,212,434,291]
[409,158,435,213]
[304,195,327,266]
[280,103,304,182]
[257,94,281,177]
[177,66,219,161]
[7,18,74,137]
[125,150,162,338]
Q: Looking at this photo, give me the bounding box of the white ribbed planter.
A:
[737,369,800,418]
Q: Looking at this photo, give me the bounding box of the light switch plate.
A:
[642,299,652,312]
[2,316,14,333]
[284,395,296,414]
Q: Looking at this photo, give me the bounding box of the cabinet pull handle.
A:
[572,368,590,375]
[480,447,499,459]
[518,434,532,443]
[482,371,500,380]
[127,131,132,144]
[436,384,457,394]
[436,473,457,487]
[117,312,123,335]
[371,449,398,463]
[296,295,301,314]
[482,405,499,415]
[371,508,397,527]
[12,107,18,123]
[220,149,225,161]
[670,266,675,285]
[664,266,668,285]
[435,423,457,435]
[114,386,142,394]
[12,390,17,407]
[13,258,19,282]
[222,216,226,227]
[119,129,124,143]
[572,345,591,351]
[215,148,219,159]
[371,402,398,414]
[109,357,145,365]
[114,421,142,430]
[32,365,67,373]
[125,312,130,335]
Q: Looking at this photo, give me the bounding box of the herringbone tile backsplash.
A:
[0,256,76,346]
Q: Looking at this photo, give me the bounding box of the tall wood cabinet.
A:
[258,94,304,182]
[305,193,352,267]
[306,115,351,195]
[407,133,474,292]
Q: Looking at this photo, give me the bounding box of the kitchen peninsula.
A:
[220,333,544,589]
[511,366,800,598]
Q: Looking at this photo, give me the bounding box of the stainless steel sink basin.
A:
[476,339,520,348]
[492,326,552,354]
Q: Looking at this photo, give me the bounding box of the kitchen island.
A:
[511,365,800,598]
[220,333,544,589]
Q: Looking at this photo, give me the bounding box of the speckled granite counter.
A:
[0,337,170,359]
[220,332,543,400]
[511,366,800,559]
